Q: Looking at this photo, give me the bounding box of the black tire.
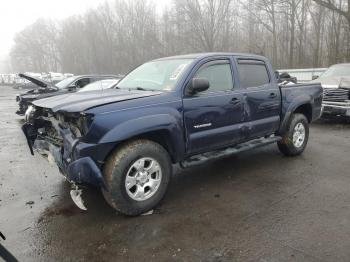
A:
[278,113,309,156]
[102,139,172,216]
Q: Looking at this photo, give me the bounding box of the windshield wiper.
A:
[135,87,148,91]
[121,87,156,91]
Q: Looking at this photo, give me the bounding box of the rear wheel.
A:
[102,139,172,216]
[278,113,309,156]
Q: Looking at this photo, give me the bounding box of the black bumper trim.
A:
[322,106,350,117]
[21,123,35,155]
[67,157,107,190]
[21,123,107,189]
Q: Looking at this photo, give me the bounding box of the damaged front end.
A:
[22,107,107,191]
[16,96,31,116]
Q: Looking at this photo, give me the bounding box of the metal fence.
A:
[277,68,327,83]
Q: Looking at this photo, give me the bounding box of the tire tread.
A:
[278,113,309,156]
[102,139,171,216]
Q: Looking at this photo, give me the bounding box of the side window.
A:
[75,78,91,88]
[237,62,270,88]
[194,62,234,93]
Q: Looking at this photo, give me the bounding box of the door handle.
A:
[230,97,240,105]
[269,93,277,99]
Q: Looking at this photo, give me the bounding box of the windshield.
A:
[320,64,350,79]
[117,59,193,91]
[55,76,76,89]
[78,79,120,92]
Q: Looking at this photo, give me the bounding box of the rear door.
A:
[236,58,281,138]
[183,58,245,155]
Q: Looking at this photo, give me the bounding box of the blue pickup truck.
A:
[22,53,323,216]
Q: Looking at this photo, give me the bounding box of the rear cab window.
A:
[237,59,270,88]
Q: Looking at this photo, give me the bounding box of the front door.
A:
[183,59,245,155]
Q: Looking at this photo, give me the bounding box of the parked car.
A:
[16,74,119,116]
[22,53,323,216]
[1,74,15,85]
[77,79,120,92]
[312,63,350,118]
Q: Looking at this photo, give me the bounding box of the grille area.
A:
[323,88,350,102]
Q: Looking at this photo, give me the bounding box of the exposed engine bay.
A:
[28,106,93,149]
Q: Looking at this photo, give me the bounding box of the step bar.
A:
[180,136,282,168]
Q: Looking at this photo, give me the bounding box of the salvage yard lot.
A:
[0,85,350,261]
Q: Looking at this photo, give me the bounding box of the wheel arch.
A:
[279,100,313,135]
[99,114,186,164]
[294,103,312,123]
[124,129,181,163]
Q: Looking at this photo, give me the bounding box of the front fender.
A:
[99,114,185,162]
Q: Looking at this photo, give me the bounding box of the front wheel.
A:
[278,113,309,156]
[102,139,172,216]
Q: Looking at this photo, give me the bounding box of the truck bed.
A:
[279,83,323,133]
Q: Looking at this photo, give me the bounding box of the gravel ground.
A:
[0,85,350,262]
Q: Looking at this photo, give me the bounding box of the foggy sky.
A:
[0,0,171,59]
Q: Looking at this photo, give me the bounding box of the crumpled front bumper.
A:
[22,123,107,189]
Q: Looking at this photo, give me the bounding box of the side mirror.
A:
[188,78,210,95]
[312,75,319,80]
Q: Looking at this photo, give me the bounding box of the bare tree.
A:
[308,3,324,66]
[313,0,350,24]
[173,0,234,52]
[10,19,60,72]
[239,0,281,66]
[8,0,350,74]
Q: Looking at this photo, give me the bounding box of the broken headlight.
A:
[25,105,35,121]
[57,112,94,138]
[76,113,94,137]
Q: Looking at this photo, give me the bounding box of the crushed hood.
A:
[19,73,57,89]
[312,76,350,89]
[33,88,162,113]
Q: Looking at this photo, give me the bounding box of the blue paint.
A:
[24,53,323,188]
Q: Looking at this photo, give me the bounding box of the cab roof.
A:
[154,52,268,61]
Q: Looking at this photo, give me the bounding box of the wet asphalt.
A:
[0,85,350,262]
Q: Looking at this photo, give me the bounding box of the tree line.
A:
[9,0,350,74]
